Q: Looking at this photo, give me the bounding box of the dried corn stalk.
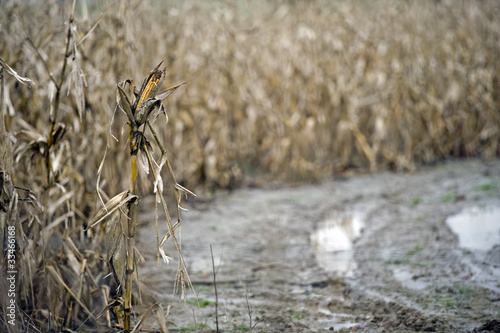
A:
[90,61,194,332]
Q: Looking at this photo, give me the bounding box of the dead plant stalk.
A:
[46,0,77,186]
[115,61,195,332]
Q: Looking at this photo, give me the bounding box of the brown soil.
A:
[137,158,500,332]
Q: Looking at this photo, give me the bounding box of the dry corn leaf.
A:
[137,148,150,175]
[130,303,164,333]
[46,265,96,321]
[47,190,74,216]
[63,240,81,275]
[104,208,127,286]
[0,57,35,86]
[87,190,137,230]
[154,81,187,101]
[117,84,135,124]
[70,53,85,121]
[153,304,169,333]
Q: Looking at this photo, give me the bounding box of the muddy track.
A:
[137,159,500,332]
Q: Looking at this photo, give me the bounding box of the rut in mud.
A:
[137,159,500,332]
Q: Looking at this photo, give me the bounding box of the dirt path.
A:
[137,159,500,332]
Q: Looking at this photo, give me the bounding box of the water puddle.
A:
[311,214,364,276]
[446,206,500,251]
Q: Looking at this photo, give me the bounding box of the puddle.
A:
[446,206,500,251]
[311,214,364,276]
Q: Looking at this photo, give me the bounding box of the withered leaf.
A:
[87,190,137,230]
[117,84,135,124]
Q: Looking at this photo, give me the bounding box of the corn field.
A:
[0,0,499,331]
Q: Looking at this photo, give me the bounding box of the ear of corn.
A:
[133,63,166,112]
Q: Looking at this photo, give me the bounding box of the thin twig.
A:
[244,284,252,330]
[210,244,220,333]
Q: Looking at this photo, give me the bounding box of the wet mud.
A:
[137,159,500,332]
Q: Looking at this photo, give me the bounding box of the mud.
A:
[137,159,500,332]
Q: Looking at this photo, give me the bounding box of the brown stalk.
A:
[211,244,220,333]
[124,128,139,333]
[45,0,77,185]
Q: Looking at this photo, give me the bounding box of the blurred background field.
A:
[1,0,499,331]
[3,0,500,191]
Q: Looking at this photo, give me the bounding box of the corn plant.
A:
[88,61,195,332]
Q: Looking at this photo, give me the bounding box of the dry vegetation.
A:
[0,0,499,331]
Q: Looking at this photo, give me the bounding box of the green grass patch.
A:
[454,284,475,297]
[440,296,456,308]
[406,245,424,257]
[441,192,456,203]
[475,181,498,192]
[410,197,422,208]
[385,246,425,266]
[172,323,211,332]
[421,284,476,310]
[285,309,307,320]
[385,258,409,265]
[197,286,213,293]
[185,298,214,308]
